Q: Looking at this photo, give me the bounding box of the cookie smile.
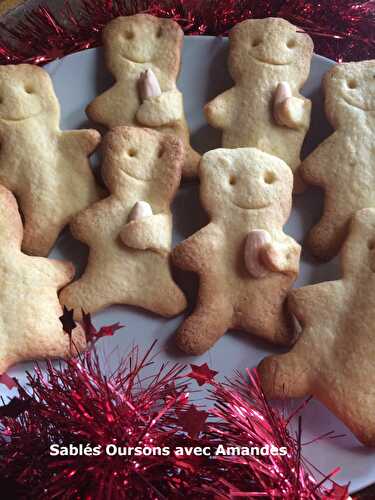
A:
[232,200,270,210]
[342,96,375,112]
[2,112,40,122]
[120,168,155,182]
[122,54,151,64]
[250,54,291,67]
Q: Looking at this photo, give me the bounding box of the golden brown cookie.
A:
[258,208,375,446]
[0,64,101,256]
[301,60,375,260]
[204,18,313,192]
[0,185,85,373]
[87,14,200,178]
[172,147,301,355]
[60,126,187,319]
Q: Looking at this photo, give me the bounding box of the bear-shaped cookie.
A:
[0,185,85,373]
[172,147,301,355]
[204,18,313,192]
[0,64,101,257]
[60,127,187,319]
[300,60,375,260]
[258,208,375,446]
[86,14,200,178]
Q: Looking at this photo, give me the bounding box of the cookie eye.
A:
[287,38,296,49]
[24,85,34,94]
[229,175,237,186]
[347,79,357,89]
[124,31,134,40]
[128,148,137,157]
[264,171,276,184]
[156,27,163,38]
[368,239,375,250]
[157,146,164,158]
[252,38,262,47]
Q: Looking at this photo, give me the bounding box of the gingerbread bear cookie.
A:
[0,185,85,373]
[300,60,375,260]
[172,147,301,355]
[259,208,375,446]
[0,64,101,257]
[204,18,313,192]
[60,127,187,319]
[86,14,200,178]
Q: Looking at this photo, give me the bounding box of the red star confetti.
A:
[81,310,96,342]
[81,310,123,344]
[188,363,218,386]
[0,397,30,419]
[59,306,76,336]
[0,373,17,390]
[178,405,208,439]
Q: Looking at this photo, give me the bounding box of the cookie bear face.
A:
[229,18,313,83]
[199,148,292,219]
[102,126,182,198]
[103,14,182,78]
[0,64,59,123]
[324,61,375,125]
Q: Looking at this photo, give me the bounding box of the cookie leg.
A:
[59,274,114,320]
[316,384,375,447]
[308,211,349,261]
[238,286,294,346]
[134,278,187,318]
[258,350,313,399]
[183,146,201,179]
[176,297,233,355]
[22,212,62,257]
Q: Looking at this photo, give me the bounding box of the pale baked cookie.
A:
[0,185,85,373]
[86,14,200,178]
[301,60,375,260]
[204,18,313,192]
[172,147,301,355]
[60,127,187,319]
[0,64,101,257]
[259,208,375,446]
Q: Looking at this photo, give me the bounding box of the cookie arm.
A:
[261,237,301,276]
[288,281,340,326]
[300,137,335,186]
[204,89,235,129]
[120,213,172,255]
[273,84,311,130]
[258,348,313,399]
[136,90,184,127]
[68,201,107,245]
[33,257,75,289]
[59,129,101,156]
[172,227,216,273]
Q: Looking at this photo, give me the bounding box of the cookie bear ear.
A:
[199,148,231,179]
[0,186,23,250]
[152,17,183,78]
[341,208,375,276]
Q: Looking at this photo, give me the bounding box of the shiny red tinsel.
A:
[0,0,374,65]
[0,339,347,499]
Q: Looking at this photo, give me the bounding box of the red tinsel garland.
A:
[0,0,374,65]
[0,334,348,499]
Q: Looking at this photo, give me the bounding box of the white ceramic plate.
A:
[3,36,374,493]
